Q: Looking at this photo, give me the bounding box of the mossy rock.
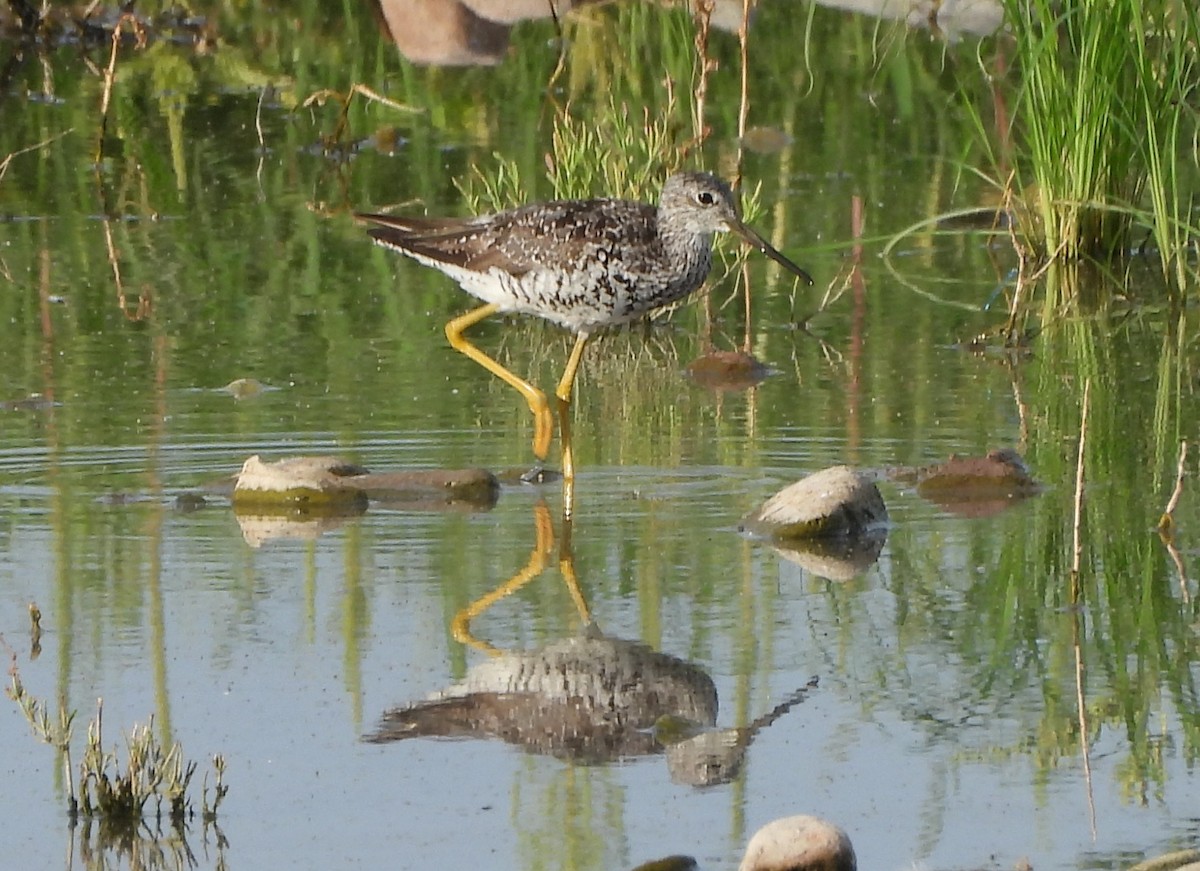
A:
[231,455,370,510]
[230,455,499,511]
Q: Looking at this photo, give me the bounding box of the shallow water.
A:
[2,3,1199,870]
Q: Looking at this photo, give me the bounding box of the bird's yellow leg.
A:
[557,515,593,628]
[555,333,591,405]
[555,334,590,515]
[450,501,555,656]
[445,303,552,461]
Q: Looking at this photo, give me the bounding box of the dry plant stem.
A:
[1161,530,1192,604]
[741,259,752,351]
[328,83,420,115]
[254,87,267,151]
[1158,440,1191,602]
[5,651,77,812]
[301,84,420,146]
[806,198,858,319]
[735,0,751,337]
[1072,603,1098,838]
[97,14,146,160]
[691,0,715,145]
[1069,377,1096,838]
[39,51,53,99]
[1159,439,1188,530]
[544,0,569,94]
[0,130,72,184]
[736,0,752,147]
[1002,177,1029,342]
[28,602,42,660]
[1071,378,1090,577]
[254,87,268,188]
[1009,361,1031,452]
[103,220,151,321]
[815,195,863,316]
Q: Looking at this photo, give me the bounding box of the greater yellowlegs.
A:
[357,171,813,484]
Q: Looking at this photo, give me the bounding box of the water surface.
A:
[1,4,1197,870]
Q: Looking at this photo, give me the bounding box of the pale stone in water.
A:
[222,377,268,399]
[740,466,886,540]
[231,455,498,509]
[233,454,368,505]
[737,815,856,871]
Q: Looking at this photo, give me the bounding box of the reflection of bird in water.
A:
[364,631,718,763]
[365,501,717,762]
[358,172,812,492]
[659,677,819,787]
[365,501,817,780]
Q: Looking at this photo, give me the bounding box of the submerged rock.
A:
[494,466,561,485]
[230,454,499,511]
[356,467,500,507]
[173,491,208,512]
[740,466,887,540]
[220,378,272,399]
[890,448,1040,518]
[740,126,794,155]
[630,857,698,871]
[686,350,774,392]
[907,447,1037,491]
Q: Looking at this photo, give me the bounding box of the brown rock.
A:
[356,467,499,507]
[686,351,773,392]
[898,448,1041,518]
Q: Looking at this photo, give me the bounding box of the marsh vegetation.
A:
[0,2,1198,870]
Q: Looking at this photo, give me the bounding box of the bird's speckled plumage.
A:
[357,171,812,336]
[356,172,813,492]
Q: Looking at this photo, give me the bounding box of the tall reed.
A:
[999,0,1198,294]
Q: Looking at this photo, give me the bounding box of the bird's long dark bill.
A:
[730,220,814,286]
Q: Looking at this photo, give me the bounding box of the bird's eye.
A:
[696,191,716,206]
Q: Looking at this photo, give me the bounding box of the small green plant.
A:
[544,93,686,202]
[456,152,530,215]
[457,90,687,211]
[6,652,227,833]
[454,85,768,267]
